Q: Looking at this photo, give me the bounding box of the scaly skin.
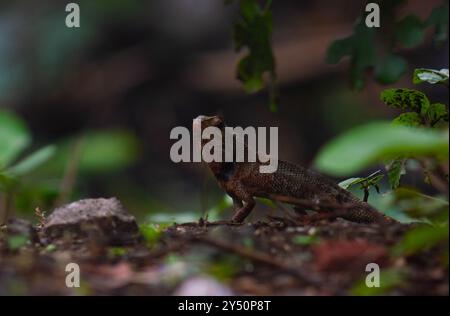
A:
[195,115,395,224]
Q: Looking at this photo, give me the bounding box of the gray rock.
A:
[42,198,140,246]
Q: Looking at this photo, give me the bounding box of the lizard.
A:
[194,115,396,224]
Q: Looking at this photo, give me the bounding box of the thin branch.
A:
[418,159,449,194]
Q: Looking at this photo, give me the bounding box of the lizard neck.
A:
[208,161,235,182]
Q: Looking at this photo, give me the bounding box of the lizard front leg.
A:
[224,182,256,223]
[233,198,243,212]
[231,196,255,223]
[227,192,243,212]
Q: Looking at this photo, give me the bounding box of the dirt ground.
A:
[0,199,448,296]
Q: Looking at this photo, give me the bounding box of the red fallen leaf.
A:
[312,239,388,272]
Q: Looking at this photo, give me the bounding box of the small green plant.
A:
[315,67,448,275]
[45,244,57,253]
[292,235,320,246]
[380,69,448,191]
[0,110,56,223]
[140,223,170,249]
[339,170,384,202]
[107,247,127,258]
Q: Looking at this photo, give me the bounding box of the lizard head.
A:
[193,115,225,131]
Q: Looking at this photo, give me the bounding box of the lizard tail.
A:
[342,202,397,224]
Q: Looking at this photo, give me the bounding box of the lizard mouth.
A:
[193,115,223,128]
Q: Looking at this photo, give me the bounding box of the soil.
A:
[0,198,448,296]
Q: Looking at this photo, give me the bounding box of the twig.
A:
[56,136,84,207]
[35,207,46,228]
[178,219,244,227]
[0,192,13,225]
[418,159,449,194]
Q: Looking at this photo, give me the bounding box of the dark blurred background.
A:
[0,0,448,221]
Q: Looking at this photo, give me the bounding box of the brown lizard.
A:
[195,115,395,224]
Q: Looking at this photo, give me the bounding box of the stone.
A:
[42,198,140,246]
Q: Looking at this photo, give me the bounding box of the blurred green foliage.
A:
[292,235,320,246]
[140,222,169,248]
[0,111,31,169]
[326,0,449,89]
[206,256,240,282]
[48,131,140,174]
[314,122,448,176]
[392,224,448,257]
[6,234,29,251]
[0,110,140,219]
[351,268,406,295]
[391,188,448,222]
[316,67,448,294]
[107,246,127,259]
[45,244,57,253]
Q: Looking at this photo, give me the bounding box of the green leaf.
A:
[0,111,31,169]
[349,21,377,90]
[326,20,378,89]
[386,158,406,189]
[292,235,319,246]
[231,0,277,109]
[7,235,29,250]
[0,172,17,192]
[79,131,139,172]
[391,112,423,127]
[338,177,362,190]
[375,54,407,85]
[413,68,449,86]
[108,247,127,258]
[395,15,425,48]
[139,223,167,248]
[45,244,57,252]
[380,88,430,113]
[314,122,448,176]
[392,224,449,256]
[139,224,162,247]
[339,171,383,190]
[44,130,140,174]
[7,145,56,176]
[425,3,449,46]
[326,37,353,64]
[427,103,449,125]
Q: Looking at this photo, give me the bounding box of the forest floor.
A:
[0,198,448,296]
